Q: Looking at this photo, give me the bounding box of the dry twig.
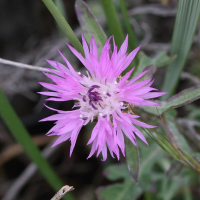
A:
[128,4,177,17]
[0,58,50,72]
[181,72,200,84]
[51,185,74,200]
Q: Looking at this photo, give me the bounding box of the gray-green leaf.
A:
[75,0,107,56]
[134,51,176,78]
[125,137,139,182]
[140,84,200,116]
[162,0,200,99]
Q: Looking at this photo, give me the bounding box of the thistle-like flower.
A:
[39,35,166,160]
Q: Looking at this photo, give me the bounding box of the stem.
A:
[42,0,84,57]
[119,0,138,75]
[0,57,50,72]
[100,0,125,47]
[0,89,74,200]
[54,0,67,36]
[119,0,137,51]
[183,185,192,200]
[144,192,152,200]
[51,185,74,200]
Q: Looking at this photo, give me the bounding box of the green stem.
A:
[100,0,125,47]
[119,0,137,51]
[183,185,192,200]
[144,192,152,200]
[42,0,84,57]
[161,0,200,100]
[0,88,74,200]
[119,0,138,75]
[54,0,67,36]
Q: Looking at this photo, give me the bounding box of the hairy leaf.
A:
[144,126,200,173]
[134,51,176,78]
[140,84,200,116]
[97,144,165,200]
[75,0,107,56]
[164,112,191,153]
[125,137,139,182]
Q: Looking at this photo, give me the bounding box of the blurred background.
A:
[1,0,200,199]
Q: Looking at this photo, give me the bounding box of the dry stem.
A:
[0,58,50,72]
[51,185,74,200]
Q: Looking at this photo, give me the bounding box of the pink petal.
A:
[132,125,149,145]
[101,144,108,161]
[118,35,128,57]
[139,92,167,99]
[123,46,141,70]
[52,132,72,147]
[82,34,90,59]
[90,36,98,59]
[87,139,98,159]
[58,49,81,80]
[126,70,148,87]
[131,119,156,128]
[70,124,83,156]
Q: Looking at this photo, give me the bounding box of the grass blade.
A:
[119,0,137,51]
[42,0,84,57]
[0,89,74,200]
[100,0,125,47]
[161,0,200,100]
[119,0,138,75]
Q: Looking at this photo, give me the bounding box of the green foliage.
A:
[144,126,200,174]
[162,0,200,99]
[164,111,191,153]
[97,143,165,200]
[100,0,125,47]
[119,0,137,52]
[140,83,200,116]
[42,0,84,57]
[97,142,196,200]
[22,1,200,199]
[134,51,176,78]
[125,137,139,182]
[75,0,107,56]
[0,89,74,200]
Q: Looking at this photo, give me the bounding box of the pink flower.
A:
[39,35,166,161]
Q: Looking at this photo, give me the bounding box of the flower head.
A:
[39,35,166,161]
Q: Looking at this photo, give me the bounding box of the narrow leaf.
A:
[42,0,84,57]
[0,89,74,200]
[134,51,176,78]
[97,144,165,200]
[100,0,125,47]
[119,0,138,75]
[125,137,139,182]
[166,161,183,178]
[119,0,137,52]
[183,185,193,200]
[144,127,200,173]
[162,0,200,99]
[165,112,190,153]
[140,83,200,116]
[75,0,107,55]
[141,65,154,80]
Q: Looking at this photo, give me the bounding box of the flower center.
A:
[87,85,103,110]
[78,80,123,121]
